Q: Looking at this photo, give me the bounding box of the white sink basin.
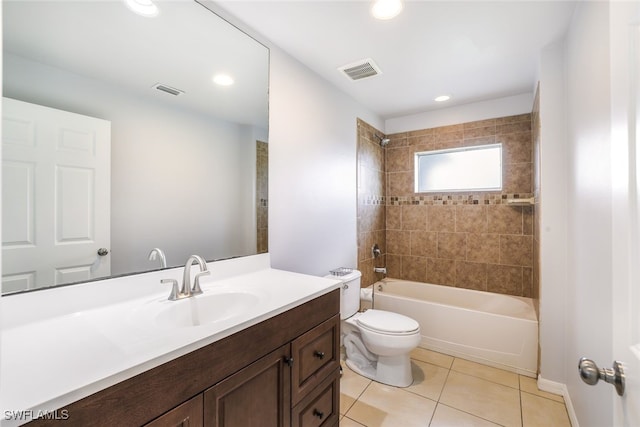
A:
[154,291,261,328]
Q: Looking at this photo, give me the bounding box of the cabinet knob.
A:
[312,409,324,419]
[313,351,325,360]
[284,356,294,367]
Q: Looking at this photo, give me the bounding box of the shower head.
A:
[375,134,391,147]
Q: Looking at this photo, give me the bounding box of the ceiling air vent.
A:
[338,58,382,81]
[152,83,184,96]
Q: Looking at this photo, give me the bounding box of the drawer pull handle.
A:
[313,351,325,360]
[313,409,324,419]
[284,357,294,367]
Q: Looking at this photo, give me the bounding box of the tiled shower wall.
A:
[357,114,535,298]
[357,119,387,287]
[256,140,268,254]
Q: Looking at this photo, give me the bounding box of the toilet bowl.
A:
[327,269,420,387]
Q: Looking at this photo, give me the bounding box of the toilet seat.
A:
[356,309,420,336]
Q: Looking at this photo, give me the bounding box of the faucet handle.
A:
[192,271,210,295]
[161,278,180,301]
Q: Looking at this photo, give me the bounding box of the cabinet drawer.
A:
[291,314,340,405]
[145,395,203,427]
[292,368,340,427]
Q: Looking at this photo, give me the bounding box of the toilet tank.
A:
[325,270,362,320]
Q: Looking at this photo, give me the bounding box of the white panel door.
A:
[2,97,111,292]
[611,2,640,425]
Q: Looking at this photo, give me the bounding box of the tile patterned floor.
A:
[340,348,572,427]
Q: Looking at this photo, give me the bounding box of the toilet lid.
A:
[356,309,420,334]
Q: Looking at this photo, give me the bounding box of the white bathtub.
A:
[373,278,538,377]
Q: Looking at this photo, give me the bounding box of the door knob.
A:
[97,248,109,256]
[578,357,625,396]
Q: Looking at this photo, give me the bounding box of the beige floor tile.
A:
[519,376,564,403]
[340,416,367,427]
[345,381,437,427]
[341,364,372,414]
[451,358,519,389]
[521,392,571,427]
[411,347,454,369]
[406,360,449,401]
[440,371,522,427]
[430,404,502,427]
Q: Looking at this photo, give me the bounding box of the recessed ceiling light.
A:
[213,74,234,86]
[123,0,159,17]
[435,95,451,102]
[371,0,403,20]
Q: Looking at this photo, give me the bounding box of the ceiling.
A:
[217,0,577,120]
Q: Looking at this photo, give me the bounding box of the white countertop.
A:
[0,254,341,426]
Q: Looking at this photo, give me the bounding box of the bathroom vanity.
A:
[1,255,341,427]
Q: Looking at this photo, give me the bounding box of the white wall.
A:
[537,41,569,386]
[268,47,384,276]
[4,53,263,275]
[385,93,534,134]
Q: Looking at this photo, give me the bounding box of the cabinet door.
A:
[204,344,291,427]
[145,395,203,427]
[291,314,340,405]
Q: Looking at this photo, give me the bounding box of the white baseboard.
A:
[537,376,578,427]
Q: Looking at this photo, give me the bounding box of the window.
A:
[415,144,502,193]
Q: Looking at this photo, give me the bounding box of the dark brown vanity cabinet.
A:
[27,289,340,427]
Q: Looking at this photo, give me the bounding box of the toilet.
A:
[328,269,421,388]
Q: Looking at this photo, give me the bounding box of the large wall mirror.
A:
[2,0,269,294]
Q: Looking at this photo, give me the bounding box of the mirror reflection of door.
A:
[2,97,111,292]
[256,140,268,254]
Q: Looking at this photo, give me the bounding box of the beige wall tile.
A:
[403,205,428,230]
[523,206,533,235]
[456,261,487,291]
[438,232,467,260]
[387,254,402,278]
[496,113,531,125]
[488,205,523,234]
[456,205,488,233]
[497,120,532,135]
[499,132,532,164]
[428,205,456,232]
[464,125,496,139]
[434,124,464,134]
[427,258,456,285]
[386,146,412,172]
[402,256,427,282]
[387,230,411,255]
[463,135,497,147]
[523,267,533,298]
[503,163,533,193]
[464,118,497,130]
[487,264,523,295]
[500,235,533,267]
[388,171,414,196]
[408,134,435,146]
[410,231,438,257]
[467,233,500,264]
[386,205,401,230]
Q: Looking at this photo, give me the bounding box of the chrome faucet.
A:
[148,248,167,268]
[161,255,210,301]
[181,255,210,297]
